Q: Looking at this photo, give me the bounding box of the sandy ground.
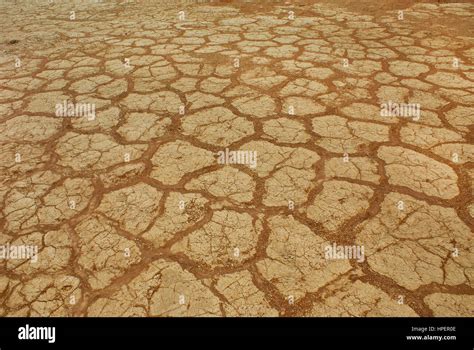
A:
[0,0,473,317]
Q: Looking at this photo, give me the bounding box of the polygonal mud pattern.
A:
[0,0,472,317]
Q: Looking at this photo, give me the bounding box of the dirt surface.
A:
[0,0,473,317]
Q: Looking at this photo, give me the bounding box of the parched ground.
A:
[0,0,473,317]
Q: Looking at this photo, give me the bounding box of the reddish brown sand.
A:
[0,0,472,316]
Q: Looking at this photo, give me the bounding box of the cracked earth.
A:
[0,0,473,317]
